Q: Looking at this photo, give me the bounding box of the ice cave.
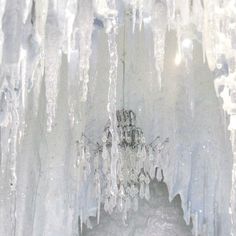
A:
[0,0,236,235]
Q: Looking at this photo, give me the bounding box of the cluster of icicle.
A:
[0,0,236,235]
[0,0,94,233]
[76,109,168,231]
[206,2,236,235]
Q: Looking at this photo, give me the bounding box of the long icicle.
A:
[78,0,94,102]
[106,0,119,196]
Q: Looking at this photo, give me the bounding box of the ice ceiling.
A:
[0,0,236,235]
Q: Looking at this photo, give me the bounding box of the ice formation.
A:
[0,0,235,236]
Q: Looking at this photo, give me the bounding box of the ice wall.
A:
[0,0,235,235]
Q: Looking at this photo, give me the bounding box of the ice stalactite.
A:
[78,0,94,102]
[65,0,77,58]
[30,0,48,115]
[73,3,94,230]
[66,0,79,126]
[66,0,93,130]
[44,1,65,131]
[20,0,42,130]
[105,0,119,198]
[151,1,167,89]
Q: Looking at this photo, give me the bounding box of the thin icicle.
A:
[106,0,119,196]
[44,1,63,131]
[65,0,78,58]
[151,1,167,89]
[78,0,94,102]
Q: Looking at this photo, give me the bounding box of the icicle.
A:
[106,0,119,196]
[63,0,78,126]
[44,1,63,131]
[28,0,48,115]
[78,0,94,102]
[65,0,78,57]
[34,0,49,75]
[151,1,167,89]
